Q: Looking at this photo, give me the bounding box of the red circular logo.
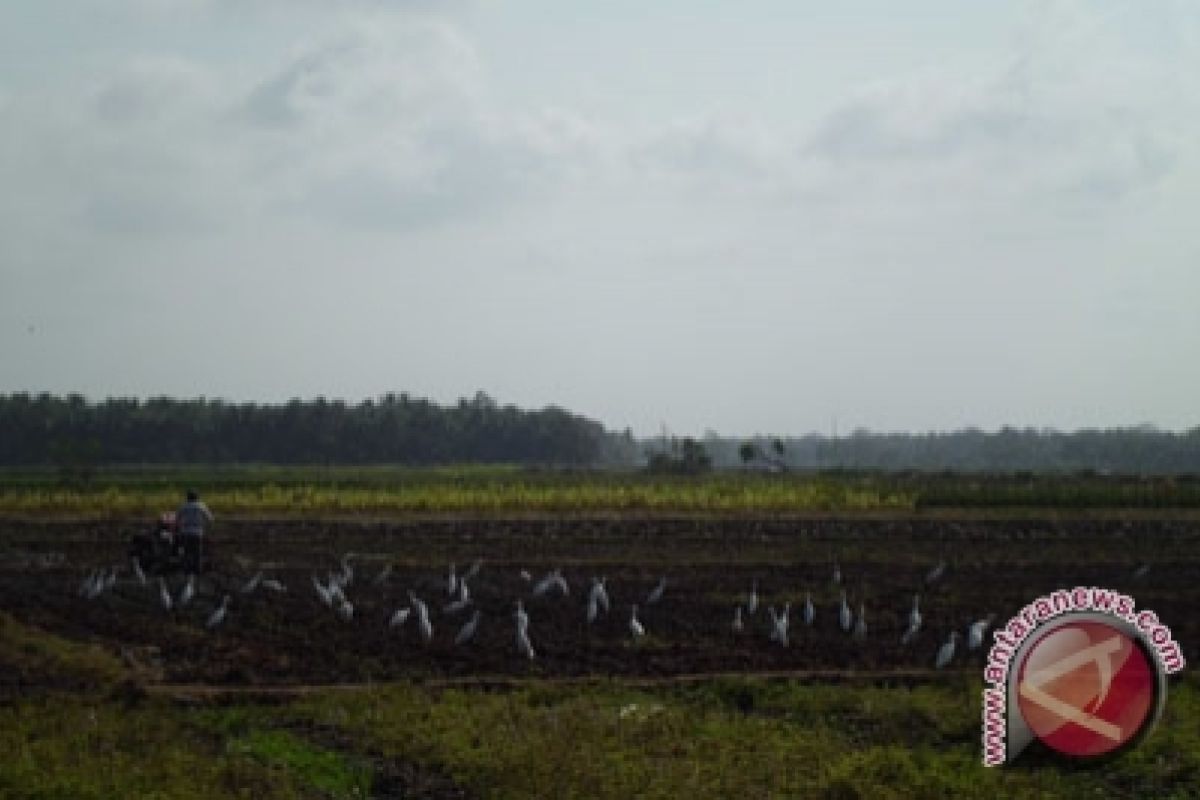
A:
[1016,620,1155,758]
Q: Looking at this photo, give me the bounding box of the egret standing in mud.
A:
[131,557,147,586]
[803,591,815,626]
[533,568,569,599]
[312,574,333,607]
[158,577,173,611]
[629,604,645,638]
[587,579,604,622]
[515,601,535,659]
[853,603,868,641]
[838,590,853,633]
[646,577,667,605]
[410,592,433,643]
[746,580,759,615]
[732,605,744,634]
[207,595,231,629]
[455,610,481,646]
[389,607,411,628]
[968,614,996,651]
[240,570,263,595]
[768,604,790,647]
[936,631,960,669]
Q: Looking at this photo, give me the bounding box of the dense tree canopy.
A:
[0,392,628,467]
[1,393,1197,473]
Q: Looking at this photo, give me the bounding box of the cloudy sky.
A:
[2,1,1197,436]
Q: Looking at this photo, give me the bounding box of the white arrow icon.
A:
[1018,635,1124,742]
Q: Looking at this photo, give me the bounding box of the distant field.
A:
[2,465,1199,517]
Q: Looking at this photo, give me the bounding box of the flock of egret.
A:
[70,550,1006,672]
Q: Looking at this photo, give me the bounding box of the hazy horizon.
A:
[3,2,1197,437]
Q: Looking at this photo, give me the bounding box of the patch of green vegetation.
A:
[287,675,1200,799]
[0,698,314,799]
[226,730,370,797]
[0,468,915,517]
[0,611,127,690]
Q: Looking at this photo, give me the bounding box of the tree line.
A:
[2,392,1197,473]
[0,392,631,467]
[705,426,1200,474]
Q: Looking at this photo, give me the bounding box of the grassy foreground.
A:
[2,614,1196,799]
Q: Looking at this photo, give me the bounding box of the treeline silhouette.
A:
[0,392,627,467]
[2,392,1197,473]
[711,427,1200,474]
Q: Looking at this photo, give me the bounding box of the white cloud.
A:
[2,0,1198,433]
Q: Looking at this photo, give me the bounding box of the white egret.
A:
[832,561,842,585]
[935,631,960,669]
[517,627,535,659]
[454,610,481,646]
[515,606,535,660]
[746,580,759,615]
[803,591,815,626]
[447,563,458,596]
[925,559,947,586]
[458,580,470,603]
[312,574,333,606]
[159,577,173,611]
[629,604,645,638]
[853,603,868,641]
[336,597,354,623]
[968,614,996,651]
[78,569,97,597]
[592,577,610,614]
[586,594,599,624]
[372,564,394,587]
[463,559,484,582]
[732,605,744,634]
[411,593,433,643]
[83,570,105,600]
[328,580,347,606]
[533,569,568,598]
[261,578,287,593]
[206,595,231,629]
[646,577,667,605]
[908,595,922,631]
[838,591,852,633]
[389,607,412,628]
[240,570,263,595]
[518,569,532,582]
[131,558,147,586]
[178,574,195,607]
[769,604,790,647]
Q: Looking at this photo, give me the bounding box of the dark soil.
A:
[2,516,1197,684]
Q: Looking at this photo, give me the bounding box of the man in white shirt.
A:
[176,489,214,574]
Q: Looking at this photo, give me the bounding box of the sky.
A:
[1,1,1198,437]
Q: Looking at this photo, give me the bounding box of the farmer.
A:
[176,489,214,574]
